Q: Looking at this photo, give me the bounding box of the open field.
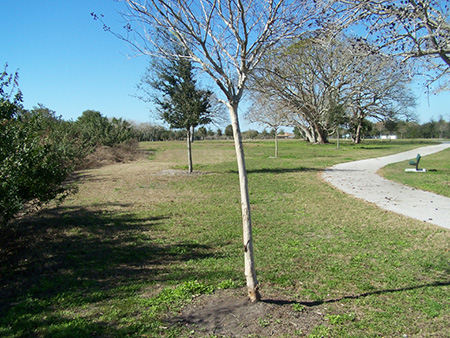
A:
[1,139,449,337]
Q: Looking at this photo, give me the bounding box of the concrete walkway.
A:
[322,143,450,229]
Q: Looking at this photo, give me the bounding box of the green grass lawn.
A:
[379,147,450,198]
[1,139,449,337]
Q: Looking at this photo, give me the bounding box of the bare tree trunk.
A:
[316,132,326,144]
[354,121,362,144]
[337,127,341,149]
[229,101,260,302]
[315,123,328,144]
[310,128,318,144]
[274,128,278,158]
[295,123,315,143]
[187,127,193,173]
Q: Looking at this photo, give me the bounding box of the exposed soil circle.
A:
[168,289,324,337]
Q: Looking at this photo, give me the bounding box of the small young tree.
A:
[197,126,207,140]
[224,124,234,139]
[327,103,347,149]
[95,0,335,302]
[141,48,213,172]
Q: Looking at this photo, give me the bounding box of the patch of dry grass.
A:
[76,141,144,170]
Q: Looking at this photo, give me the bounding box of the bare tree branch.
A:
[338,0,450,90]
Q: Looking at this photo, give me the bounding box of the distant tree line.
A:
[369,117,450,140]
[133,123,221,141]
[132,118,450,142]
[314,116,450,141]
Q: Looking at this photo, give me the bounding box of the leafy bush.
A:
[68,110,138,169]
[0,67,76,226]
[0,65,141,226]
[73,110,136,157]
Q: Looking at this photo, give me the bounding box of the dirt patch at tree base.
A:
[155,169,214,176]
[168,289,325,337]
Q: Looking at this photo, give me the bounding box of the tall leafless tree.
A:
[249,36,415,143]
[249,39,337,144]
[103,0,334,301]
[340,39,416,142]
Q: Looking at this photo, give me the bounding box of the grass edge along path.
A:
[379,145,450,198]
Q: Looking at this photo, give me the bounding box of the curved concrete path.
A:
[322,143,450,229]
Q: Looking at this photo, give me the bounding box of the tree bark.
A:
[187,127,193,173]
[354,120,362,144]
[314,122,329,144]
[274,128,278,158]
[315,130,327,144]
[336,127,340,149]
[294,123,315,143]
[308,125,318,144]
[229,101,260,302]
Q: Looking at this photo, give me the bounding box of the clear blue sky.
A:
[1,0,449,128]
[2,0,154,123]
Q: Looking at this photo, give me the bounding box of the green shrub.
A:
[73,110,136,157]
[0,66,137,226]
[0,66,76,227]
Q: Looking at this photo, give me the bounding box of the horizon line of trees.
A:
[131,116,450,142]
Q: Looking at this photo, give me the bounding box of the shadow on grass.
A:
[263,279,450,307]
[227,167,322,175]
[66,171,113,185]
[0,205,221,326]
[359,146,388,150]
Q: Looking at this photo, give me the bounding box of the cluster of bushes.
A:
[70,110,138,169]
[74,110,135,153]
[0,67,137,227]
